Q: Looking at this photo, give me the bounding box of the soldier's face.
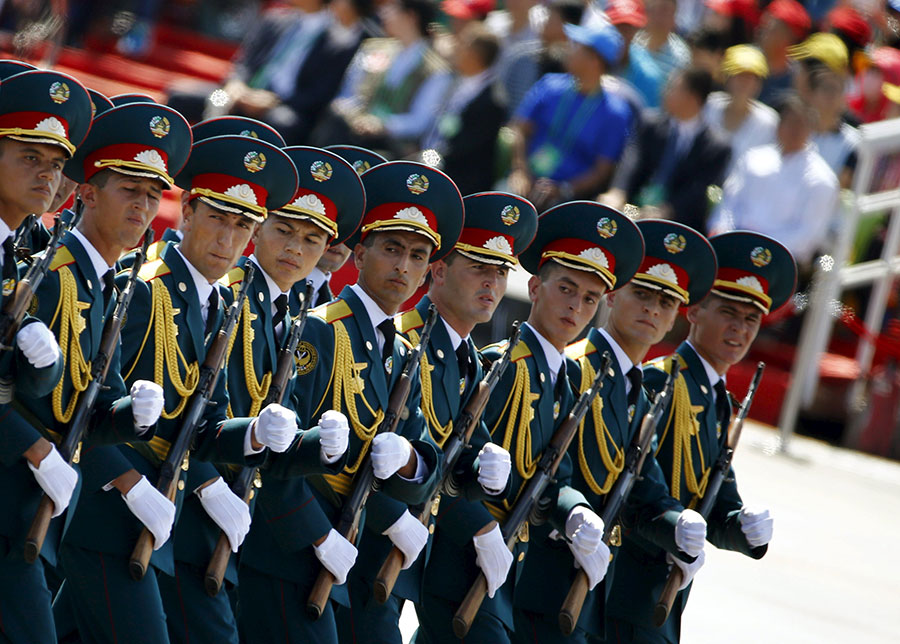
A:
[354,231,433,315]
[0,139,65,228]
[527,263,606,351]
[180,201,257,282]
[253,216,329,292]
[80,173,163,252]
[606,284,680,354]
[687,296,762,373]
[430,253,509,327]
[317,243,353,274]
[49,175,77,214]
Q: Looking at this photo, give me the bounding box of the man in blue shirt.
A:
[509,21,633,211]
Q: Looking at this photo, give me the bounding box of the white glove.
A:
[370,433,412,480]
[382,510,429,569]
[739,506,773,547]
[313,528,358,585]
[122,476,176,550]
[16,322,60,369]
[674,509,707,557]
[318,410,350,464]
[565,506,604,553]
[569,539,611,590]
[254,403,296,453]
[27,447,78,517]
[476,443,511,494]
[196,477,251,552]
[472,524,513,598]
[130,380,164,428]
[667,549,706,590]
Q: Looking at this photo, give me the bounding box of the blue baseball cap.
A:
[564,22,624,66]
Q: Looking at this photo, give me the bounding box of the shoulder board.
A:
[138,258,170,282]
[49,246,75,272]
[565,338,594,361]
[396,308,424,334]
[220,265,246,289]
[480,339,532,362]
[643,354,687,373]
[145,240,165,263]
[312,298,352,324]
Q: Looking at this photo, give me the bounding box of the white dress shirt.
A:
[523,322,564,387]
[249,254,290,323]
[685,340,726,404]
[703,92,778,174]
[306,266,329,294]
[597,327,638,397]
[69,228,115,286]
[0,217,12,270]
[174,245,215,325]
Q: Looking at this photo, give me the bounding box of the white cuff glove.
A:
[566,506,604,552]
[318,410,350,464]
[131,380,164,428]
[16,322,60,369]
[28,447,78,517]
[313,528,358,585]
[383,510,429,569]
[122,476,176,550]
[253,403,296,453]
[739,505,773,547]
[674,509,707,557]
[477,443,511,494]
[568,539,611,590]
[196,477,251,552]
[472,524,513,598]
[667,549,705,590]
[370,433,412,480]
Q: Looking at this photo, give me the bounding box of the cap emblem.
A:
[353,160,370,175]
[597,217,617,239]
[134,149,167,173]
[736,275,764,294]
[484,236,513,255]
[292,193,326,215]
[394,206,428,226]
[35,117,66,138]
[49,82,70,104]
[311,160,333,183]
[646,263,678,285]
[663,233,686,254]
[406,173,429,195]
[224,183,258,205]
[149,115,170,139]
[240,129,259,138]
[750,246,772,267]
[501,204,520,226]
[579,247,609,268]
[244,151,266,173]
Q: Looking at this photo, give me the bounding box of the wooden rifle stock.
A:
[559,362,681,635]
[452,353,612,639]
[372,323,523,603]
[652,362,765,628]
[23,230,153,564]
[306,305,438,620]
[203,283,315,597]
[128,264,255,581]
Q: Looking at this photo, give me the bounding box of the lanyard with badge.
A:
[530,79,606,178]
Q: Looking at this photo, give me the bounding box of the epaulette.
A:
[482,338,532,362]
[144,240,165,263]
[565,337,594,361]
[644,354,687,373]
[138,258,170,282]
[221,265,246,289]
[48,245,75,272]
[396,308,424,334]
[311,298,352,324]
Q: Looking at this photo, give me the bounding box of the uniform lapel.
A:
[521,324,556,451]
[245,257,279,368]
[61,232,103,354]
[340,286,389,407]
[587,328,630,436]
[679,343,718,463]
[419,297,462,414]
[161,243,207,361]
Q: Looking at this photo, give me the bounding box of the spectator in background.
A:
[537,0,585,76]
[703,44,778,174]
[313,0,452,157]
[509,20,632,211]
[756,0,810,107]
[422,23,506,195]
[807,65,859,189]
[688,27,729,89]
[605,0,649,119]
[849,47,900,124]
[884,80,900,119]
[709,94,838,268]
[703,0,760,49]
[488,0,542,116]
[825,5,872,71]
[625,0,691,108]
[789,32,849,105]
[602,67,730,232]
[442,0,495,34]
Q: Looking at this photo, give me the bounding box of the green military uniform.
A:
[606,231,797,644]
[0,68,93,644]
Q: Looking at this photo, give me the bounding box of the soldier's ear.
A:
[685,303,701,325]
[77,182,96,209]
[527,274,541,303]
[430,259,446,285]
[353,242,366,270]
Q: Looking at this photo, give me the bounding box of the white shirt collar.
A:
[0,217,12,247]
[685,340,726,395]
[441,317,468,352]
[307,266,329,292]
[348,282,393,351]
[597,327,637,393]
[524,322,564,386]
[249,254,289,310]
[69,227,115,284]
[174,244,214,308]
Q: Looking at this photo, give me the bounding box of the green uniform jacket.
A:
[605,342,766,643]
[63,242,262,576]
[240,285,440,606]
[425,323,589,631]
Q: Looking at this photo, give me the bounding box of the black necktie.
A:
[314,281,332,307]
[272,293,288,336]
[102,269,116,307]
[204,289,219,336]
[554,362,568,399]
[626,366,643,409]
[456,341,475,393]
[2,237,15,282]
[377,319,395,369]
[714,379,730,427]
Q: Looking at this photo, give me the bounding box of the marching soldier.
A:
[605,231,794,643]
[0,68,91,644]
[410,191,538,643]
[548,220,717,642]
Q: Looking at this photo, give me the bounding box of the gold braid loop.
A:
[491,356,538,481]
[575,355,624,496]
[408,327,453,447]
[150,279,200,419]
[232,294,271,418]
[51,267,92,424]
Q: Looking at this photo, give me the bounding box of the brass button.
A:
[517,552,525,562]
[428,524,435,534]
[177,479,185,491]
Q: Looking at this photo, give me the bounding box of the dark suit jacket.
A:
[440,82,507,196]
[612,111,731,232]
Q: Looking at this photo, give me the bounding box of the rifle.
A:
[203,283,315,597]
[23,229,154,564]
[372,322,523,604]
[128,263,256,581]
[651,362,765,628]
[452,353,612,639]
[13,214,37,261]
[0,205,82,349]
[559,362,681,635]
[306,304,438,620]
